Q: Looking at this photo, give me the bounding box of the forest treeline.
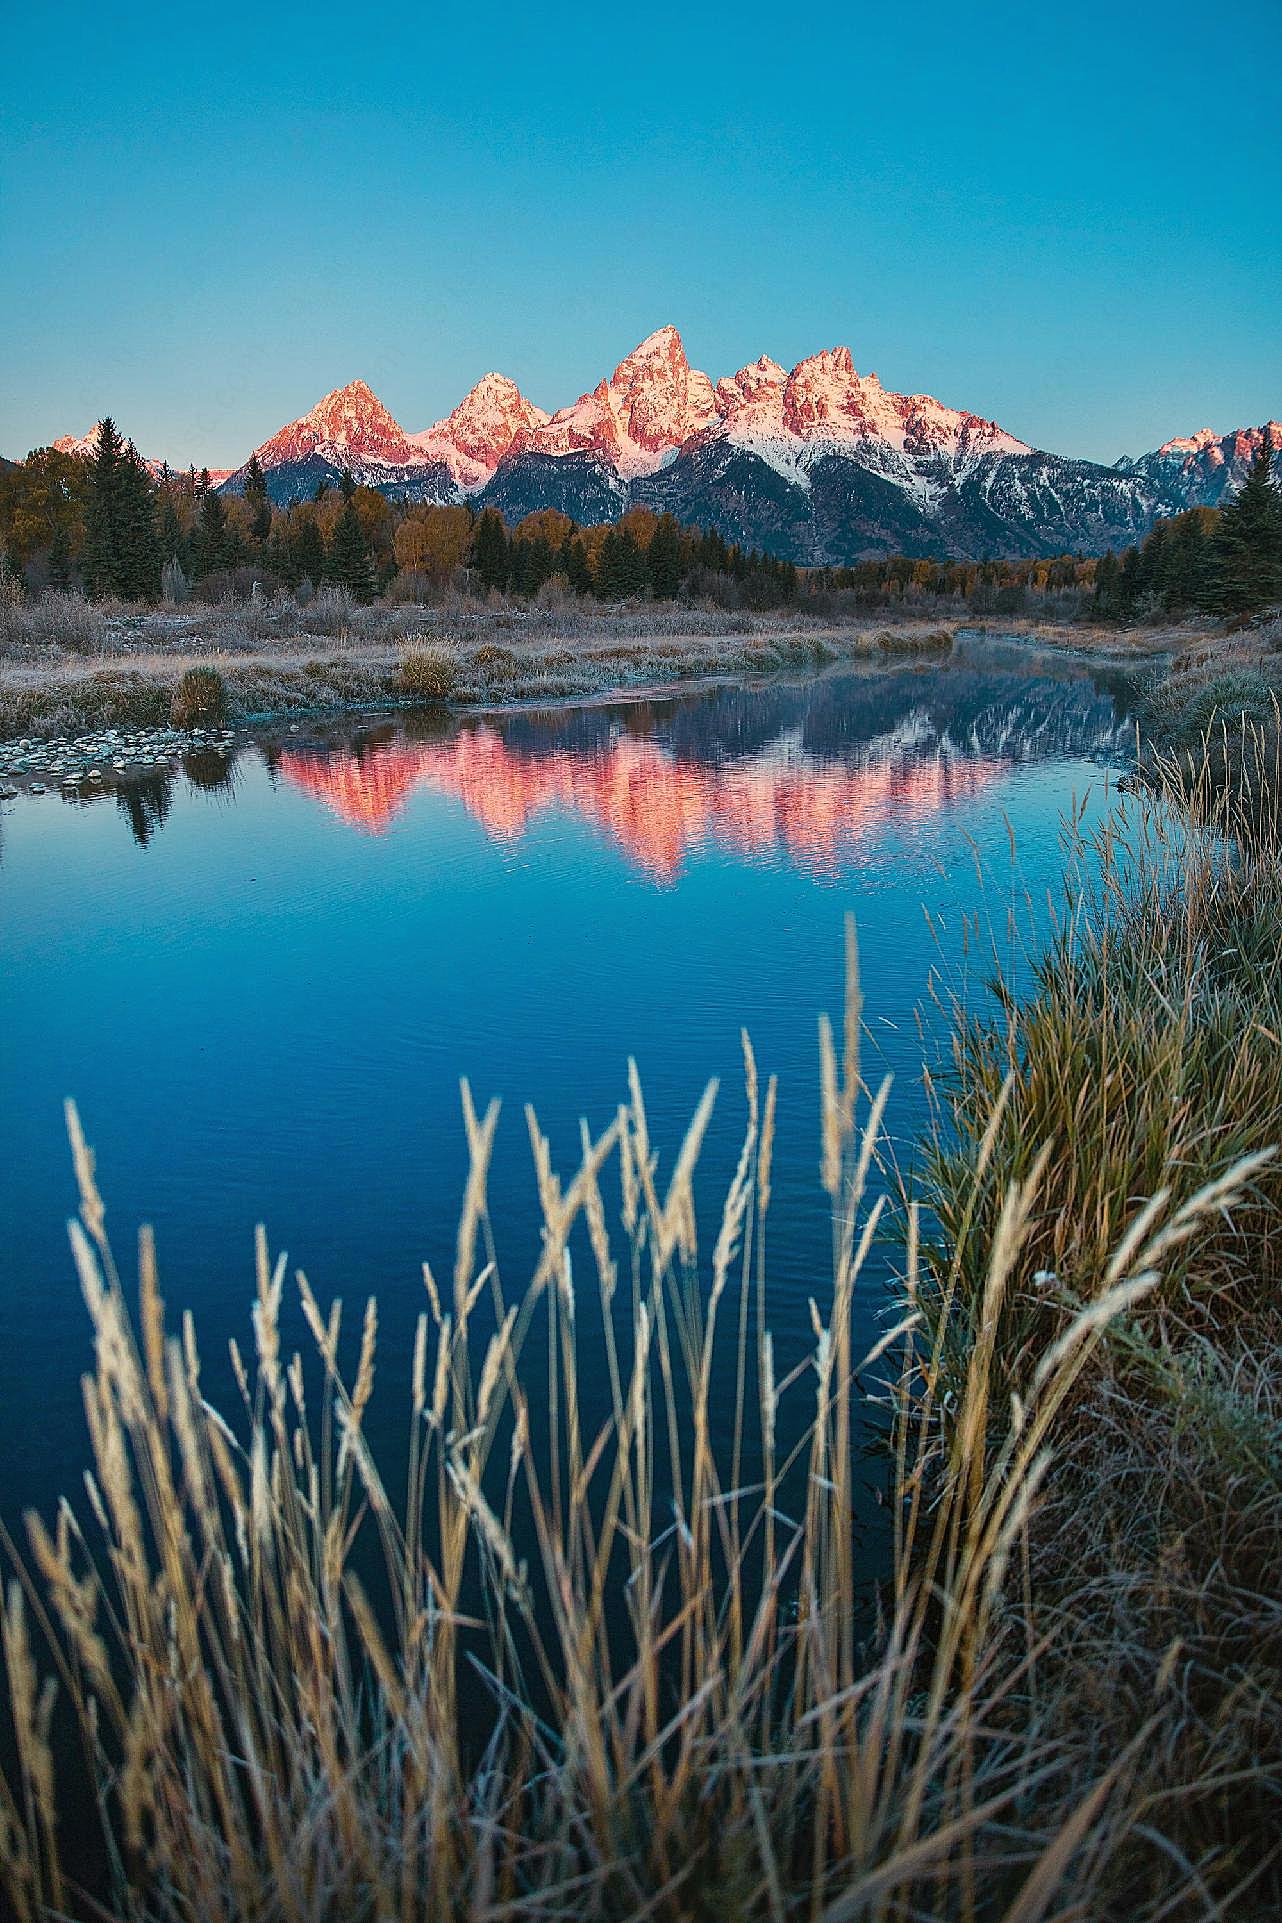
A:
[1,419,1279,622]
[0,422,799,610]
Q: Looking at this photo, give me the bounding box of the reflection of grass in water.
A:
[3,737,1280,1920]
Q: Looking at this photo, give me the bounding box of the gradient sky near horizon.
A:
[2,0,1278,471]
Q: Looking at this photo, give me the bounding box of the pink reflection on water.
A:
[279,724,1007,879]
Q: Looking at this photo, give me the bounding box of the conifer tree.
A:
[560,535,593,597]
[1207,428,1282,614]
[47,521,72,591]
[292,514,326,590]
[595,524,648,600]
[194,487,233,579]
[158,493,189,577]
[327,498,374,601]
[1167,511,1209,611]
[243,453,273,544]
[82,417,126,599]
[647,514,683,599]
[118,446,161,600]
[472,509,509,592]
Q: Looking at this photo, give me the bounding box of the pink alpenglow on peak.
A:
[409,373,550,492]
[528,326,721,478]
[772,347,1028,460]
[1158,422,1282,467]
[251,379,421,472]
[52,426,113,459]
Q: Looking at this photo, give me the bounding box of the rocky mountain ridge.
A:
[46,330,1281,562]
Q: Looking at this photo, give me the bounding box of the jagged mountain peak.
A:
[245,378,420,487]
[52,424,108,458]
[608,324,688,378]
[524,324,720,478]
[298,379,406,442]
[50,423,186,481]
[409,373,549,490]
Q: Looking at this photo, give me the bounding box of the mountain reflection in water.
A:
[280,727,1008,877]
[276,664,1132,879]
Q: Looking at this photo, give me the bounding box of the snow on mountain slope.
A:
[525,325,721,478]
[1130,421,1282,512]
[408,373,549,492]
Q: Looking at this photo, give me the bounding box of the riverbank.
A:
[919,726,1282,1911]
[0,607,957,742]
[0,588,1203,743]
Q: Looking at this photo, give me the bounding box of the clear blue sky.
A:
[2,0,1278,470]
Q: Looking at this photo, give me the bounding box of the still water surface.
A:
[0,638,1135,1532]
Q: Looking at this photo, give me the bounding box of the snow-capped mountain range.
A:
[47,327,1280,563]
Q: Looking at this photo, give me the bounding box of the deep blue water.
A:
[0,638,1135,1537]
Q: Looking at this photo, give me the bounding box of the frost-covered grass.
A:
[0,595,967,739]
[916,732,1282,1910]
[1136,621,1282,818]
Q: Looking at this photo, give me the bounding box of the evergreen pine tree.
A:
[1207,429,1282,614]
[560,535,593,596]
[1116,545,1142,621]
[194,488,231,579]
[158,493,188,576]
[118,447,161,600]
[1093,550,1121,621]
[1139,520,1169,609]
[472,509,509,592]
[647,514,682,599]
[1167,512,1208,612]
[243,453,273,544]
[595,525,648,601]
[47,521,72,591]
[82,417,127,599]
[327,498,374,601]
[292,515,326,590]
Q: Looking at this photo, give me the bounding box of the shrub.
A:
[876,625,955,655]
[161,558,190,605]
[171,666,228,730]
[0,591,108,658]
[399,643,459,703]
[304,585,360,636]
[472,642,516,670]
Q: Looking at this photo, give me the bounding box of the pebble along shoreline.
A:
[0,725,244,800]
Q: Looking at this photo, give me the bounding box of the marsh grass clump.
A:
[399,641,459,704]
[0,591,110,659]
[876,626,955,655]
[171,665,228,730]
[916,726,1282,1909]
[922,742,1282,1402]
[1140,646,1282,821]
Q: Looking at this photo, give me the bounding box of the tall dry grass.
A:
[919,722,1282,1911]
[1,892,1275,1919]
[922,717,1282,1405]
